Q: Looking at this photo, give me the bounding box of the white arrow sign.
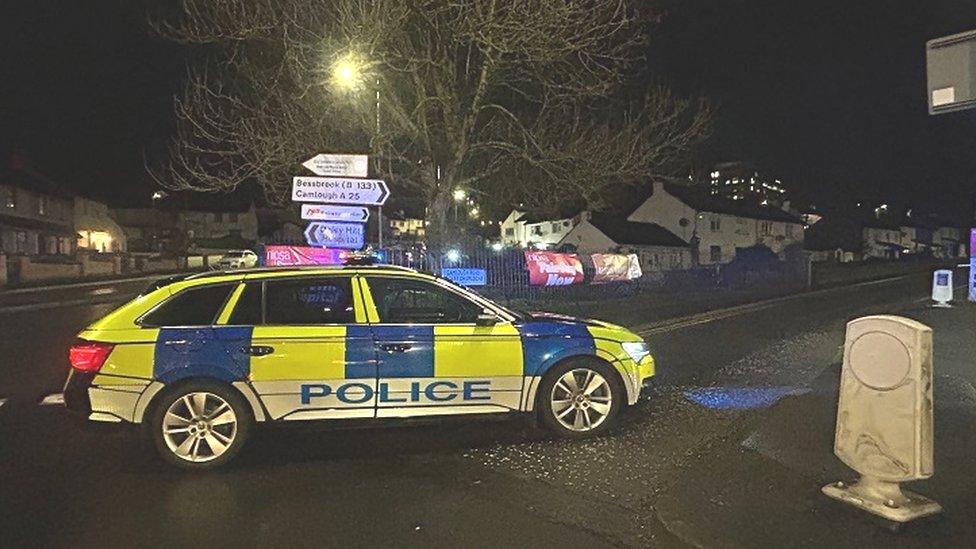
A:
[302,153,369,177]
[301,204,370,222]
[292,177,390,205]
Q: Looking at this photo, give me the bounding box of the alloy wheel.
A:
[161,392,238,463]
[549,368,613,432]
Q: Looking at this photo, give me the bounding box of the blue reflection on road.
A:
[683,386,810,410]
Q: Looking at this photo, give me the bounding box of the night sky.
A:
[2,0,976,220]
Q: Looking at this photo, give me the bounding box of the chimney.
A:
[652,181,665,195]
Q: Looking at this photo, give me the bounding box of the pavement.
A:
[0,269,973,547]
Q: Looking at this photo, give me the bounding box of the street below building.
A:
[0,271,974,548]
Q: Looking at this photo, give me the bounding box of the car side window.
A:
[264,277,356,325]
[367,277,482,324]
[140,284,235,327]
[227,282,263,325]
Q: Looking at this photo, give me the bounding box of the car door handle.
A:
[243,345,275,356]
[378,343,412,353]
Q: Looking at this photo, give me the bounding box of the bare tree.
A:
[148,0,710,249]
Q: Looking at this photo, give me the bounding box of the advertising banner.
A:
[591,253,643,284]
[265,245,344,267]
[441,268,488,287]
[524,251,584,286]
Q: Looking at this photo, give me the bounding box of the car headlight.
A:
[621,341,650,363]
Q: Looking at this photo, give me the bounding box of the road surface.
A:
[0,272,972,547]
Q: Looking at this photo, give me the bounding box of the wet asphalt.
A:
[0,272,968,548]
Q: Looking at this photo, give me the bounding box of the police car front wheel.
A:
[148,381,252,469]
[538,359,623,437]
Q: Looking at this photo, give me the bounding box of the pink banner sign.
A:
[524,251,584,286]
[265,245,345,266]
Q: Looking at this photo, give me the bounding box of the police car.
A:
[64,265,655,469]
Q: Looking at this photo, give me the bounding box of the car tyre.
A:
[537,358,624,438]
[147,380,252,470]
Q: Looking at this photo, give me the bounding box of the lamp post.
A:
[453,188,466,222]
[331,55,384,248]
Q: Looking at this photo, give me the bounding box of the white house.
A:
[862,224,916,259]
[627,182,804,265]
[500,209,577,249]
[931,225,964,258]
[75,196,126,253]
[557,212,691,273]
[177,202,259,245]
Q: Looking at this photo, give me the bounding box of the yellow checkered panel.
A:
[433,323,523,377]
[248,326,347,381]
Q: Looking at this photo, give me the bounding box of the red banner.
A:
[591,253,642,284]
[265,245,345,266]
[524,251,585,286]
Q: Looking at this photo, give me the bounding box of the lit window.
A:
[3,188,14,209]
[38,196,48,216]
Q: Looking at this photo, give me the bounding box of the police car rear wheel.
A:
[150,381,251,469]
[539,360,622,437]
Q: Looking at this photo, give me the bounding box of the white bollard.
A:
[931,269,953,307]
[822,315,942,522]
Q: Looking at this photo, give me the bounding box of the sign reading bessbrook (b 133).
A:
[292,176,389,205]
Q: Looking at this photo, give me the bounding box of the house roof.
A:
[0,166,74,199]
[588,214,688,248]
[663,183,801,224]
[516,212,573,224]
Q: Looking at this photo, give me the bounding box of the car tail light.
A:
[69,340,114,373]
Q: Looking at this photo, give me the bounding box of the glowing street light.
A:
[331,55,365,90]
[453,189,467,201]
[445,249,461,262]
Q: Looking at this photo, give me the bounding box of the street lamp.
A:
[453,189,466,221]
[331,55,365,91]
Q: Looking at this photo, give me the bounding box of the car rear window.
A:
[139,284,235,327]
[264,277,355,325]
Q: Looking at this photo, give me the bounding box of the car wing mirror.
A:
[475,309,498,327]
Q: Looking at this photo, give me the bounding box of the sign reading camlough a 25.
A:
[304,221,365,250]
[302,153,369,177]
[524,251,584,286]
[292,177,389,205]
[301,204,370,223]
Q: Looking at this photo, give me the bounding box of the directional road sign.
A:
[304,221,365,250]
[301,204,370,223]
[302,154,369,177]
[292,176,390,205]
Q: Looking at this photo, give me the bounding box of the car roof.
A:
[184,264,421,281]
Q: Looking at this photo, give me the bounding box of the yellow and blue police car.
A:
[64,265,655,469]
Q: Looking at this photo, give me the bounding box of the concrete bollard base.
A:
[822,477,942,523]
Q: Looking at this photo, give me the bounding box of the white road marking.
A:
[39,393,65,406]
[0,299,115,314]
[636,273,920,337]
[0,274,165,295]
